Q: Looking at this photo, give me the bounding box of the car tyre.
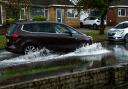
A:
[24,45,38,55]
[124,34,128,43]
[93,24,98,30]
[80,22,84,28]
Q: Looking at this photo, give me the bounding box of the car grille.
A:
[108,32,115,36]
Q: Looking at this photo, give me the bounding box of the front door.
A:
[56,9,64,23]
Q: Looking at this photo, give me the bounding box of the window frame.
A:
[19,8,26,20]
[118,8,126,17]
[67,8,78,18]
[30,7,48,20]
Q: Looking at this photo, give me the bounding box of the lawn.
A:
[0,35,6,49]
[0,59,86,82]
[85,31,107,42]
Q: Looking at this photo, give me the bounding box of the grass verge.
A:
[0,59,86,81]
[85,31,107,42]
[0,35,6,49]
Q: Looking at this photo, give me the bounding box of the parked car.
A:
[5,21,92,54]
[107,21,128,42]
[80,16,106,29]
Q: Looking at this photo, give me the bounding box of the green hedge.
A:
[6,18,16,25]
[33,16,47,21]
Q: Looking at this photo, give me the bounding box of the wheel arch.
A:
[22,42,39,54]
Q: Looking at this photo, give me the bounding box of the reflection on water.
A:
[104,42,128,63]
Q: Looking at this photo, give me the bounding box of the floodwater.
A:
[103,42,128,63]
[0,43,111,69]
[0,42,128,69]
[1,42,128,86]
[0,42,128,68]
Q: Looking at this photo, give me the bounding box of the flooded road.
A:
[0,43,110,68]
[0,42,128,68]
[1,42,128,86]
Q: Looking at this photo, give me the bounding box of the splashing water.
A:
[0,43,110,68]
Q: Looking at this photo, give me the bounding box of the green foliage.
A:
[85,31,107,42]
[0,35,6,49]
[0,59,84,80]
[33,16,47,21]
[6,18,16,25]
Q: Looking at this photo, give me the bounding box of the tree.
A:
[76,0,119,34]
[2,0,30,20]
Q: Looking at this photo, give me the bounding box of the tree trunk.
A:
[99,9,108,35]
[99,15,105,34]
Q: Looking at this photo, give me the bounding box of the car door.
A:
[22,23,58,50]
[65,26,87,47]
[83,17,90,25]
[33,23,61,50]
[53,24,78,51]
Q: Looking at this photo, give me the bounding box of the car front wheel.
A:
[93,24,98,30]
[124,34,128,43]
[24,45,38,55]
[80,22,84,28]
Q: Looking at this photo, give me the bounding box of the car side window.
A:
[23,24,34,32]
[54,24,70,34]
[35,23,53,33]
[23,23,53,33]
[86,17,90,20]
[123,23,128,28]
[65,26,82,35]
[115,23,123,29]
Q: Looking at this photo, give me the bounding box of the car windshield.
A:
[114,22,128,29]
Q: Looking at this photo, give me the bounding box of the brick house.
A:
[107,0,128,25]
[0,0,80,27]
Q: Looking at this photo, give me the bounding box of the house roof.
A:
[111,0,128,6]
[30,0,74,6]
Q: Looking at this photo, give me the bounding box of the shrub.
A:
[6,18,16,25]
[33,16,47,21]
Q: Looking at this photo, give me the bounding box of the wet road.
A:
[1,42,128,68]
[0,50,20,61]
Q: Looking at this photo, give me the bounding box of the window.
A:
[54,24,69,33]
[54,24,81,35]
[23,24,34,32]
[67,9,78,18]
[23,23,53,33]
[114,23,128,29]
[123,23,128,28]
[118,8,126,17]
[20,8,25,20]
[31,7,48,19]
[35,23,52,33]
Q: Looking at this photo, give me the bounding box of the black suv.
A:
[5,21,92,54]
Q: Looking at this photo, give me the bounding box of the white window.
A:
[67,9,78,18]
[20,8,25,20]
[31,8,48,20]
[118,8,126,17]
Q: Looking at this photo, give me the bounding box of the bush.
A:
[6,18,16,25]
[33,16,47,21]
